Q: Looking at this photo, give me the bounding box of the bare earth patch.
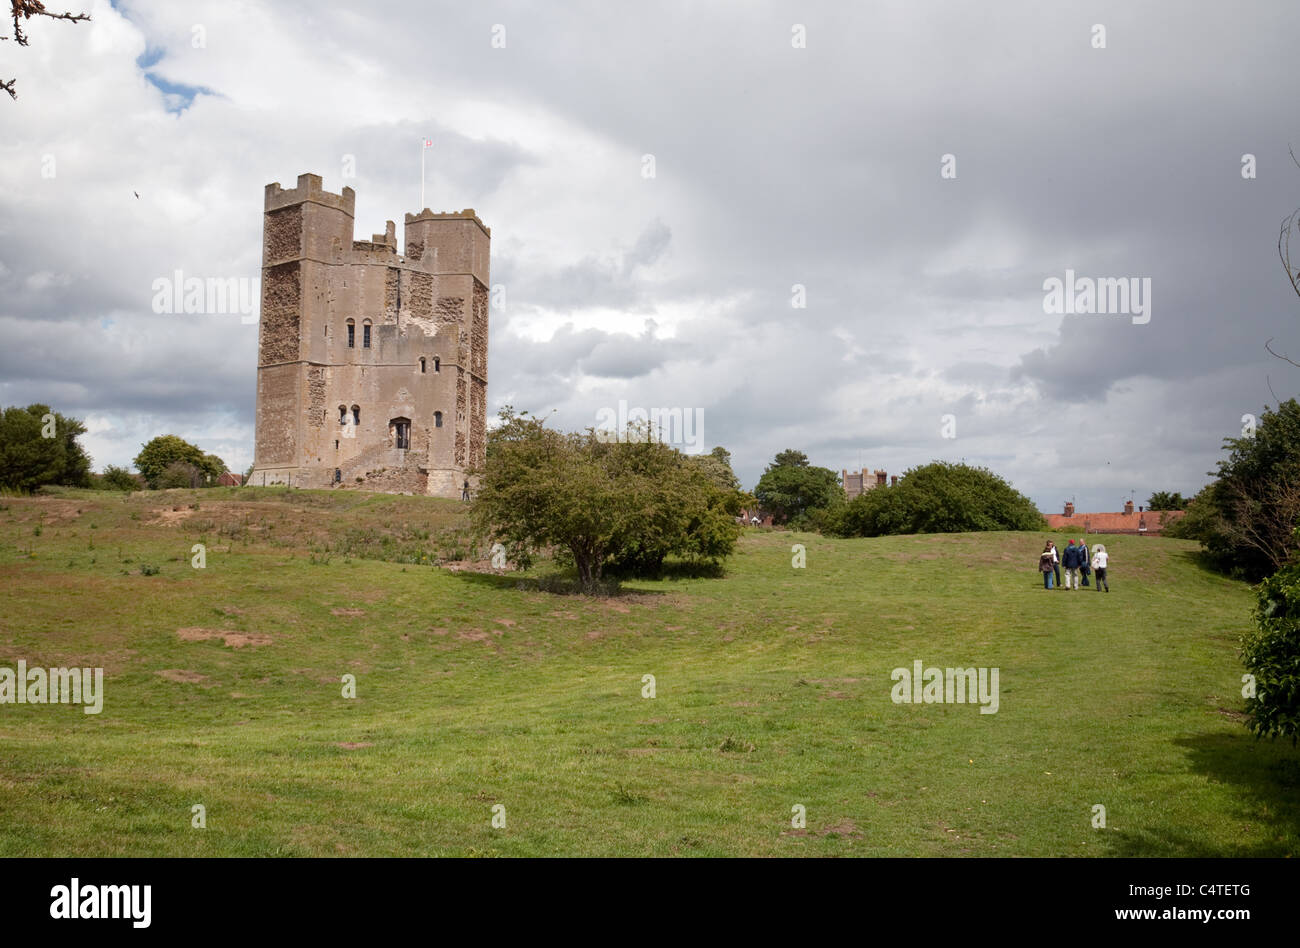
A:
[441,559,503,574]
[819,818,863,838]
[149,508,195,526]
[331,608,365,617]
[336,742,374,750]
[177,628,272,648]
[156,669,211,686]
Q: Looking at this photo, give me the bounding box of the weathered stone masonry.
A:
[249,173,490,497]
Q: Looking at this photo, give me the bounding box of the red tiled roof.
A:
[217,471,243,486]
[1043,510,1185,534]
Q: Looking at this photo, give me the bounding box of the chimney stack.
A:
[1123,500,1134,515]
[1064,501,1075,517]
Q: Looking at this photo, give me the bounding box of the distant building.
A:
[738,508,775,527]
[217,471,244,487]
[843,468,896,500]
[1044,500,1185,535]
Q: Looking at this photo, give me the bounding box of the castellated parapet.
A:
[250,173,489,497]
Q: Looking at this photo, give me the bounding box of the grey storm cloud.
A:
[1,0,1298,512]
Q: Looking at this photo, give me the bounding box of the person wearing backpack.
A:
[1091,544,1110,593]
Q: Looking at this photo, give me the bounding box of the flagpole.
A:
[420,139,426,210]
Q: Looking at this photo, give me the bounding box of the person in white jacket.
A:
[1091,544,1109,593]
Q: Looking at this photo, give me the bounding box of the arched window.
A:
[390,417,411,451]
[346,319,355,348]
[434,411,443,428]
[419,357,427,373]
[434,357,440,373]
[351,404,360,426]
[363,319,372,349]
[338,405,347,424]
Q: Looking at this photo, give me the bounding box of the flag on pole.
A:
[420,138,432,209]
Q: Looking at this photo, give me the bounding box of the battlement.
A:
[352,220,398,255]
[404,207,491,236]
[265,173,356,216]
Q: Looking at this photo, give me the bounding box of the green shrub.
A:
[825,461,1044,537]
[1244,555,1300,744]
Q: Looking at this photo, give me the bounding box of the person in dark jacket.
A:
[1062,539,1082,590]
[1078,538,1091,587]
[1039,543,1056,589]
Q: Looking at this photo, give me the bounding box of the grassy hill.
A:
[0,486,1294,856]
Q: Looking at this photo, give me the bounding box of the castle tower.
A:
[250,173,490,496]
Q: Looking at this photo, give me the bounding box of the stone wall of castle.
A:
[249,173,489,497]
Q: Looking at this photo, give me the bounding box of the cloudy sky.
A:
[2,0,1298,512]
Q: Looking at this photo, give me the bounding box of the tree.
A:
[772,449,809,469]
[0,403,92,491]
[1167,399,1300,580]
[2,1,90,100]
[753,449,844,526]
[1243,549,1300,744]
[470,408,743,592]
[97,465,140,491]
[689,446,741,491]
[1146,491,1186,511]
[156,461,203,489]
[825,461,1044,537]
[134,435,226,488]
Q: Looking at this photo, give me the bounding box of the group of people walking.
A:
[1039,539,1109,591]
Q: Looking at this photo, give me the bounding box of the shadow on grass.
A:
[446,568,670,598]
[1168,548,1252,583]
[606,560,729,582]
[1103,730,1300,857]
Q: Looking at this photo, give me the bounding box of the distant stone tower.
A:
[249,173,489,496]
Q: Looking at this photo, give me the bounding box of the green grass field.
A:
[0,486,1295,856]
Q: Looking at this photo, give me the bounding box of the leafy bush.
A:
[824,461,1044,537]
[134,435,227,488]
[97,465,141,492]
[156,461,203,490]
[471,408,744,592]
[1168,400,1300,581]
[1244,554,1300,744]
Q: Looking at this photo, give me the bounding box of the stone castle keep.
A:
[249,173,489,496]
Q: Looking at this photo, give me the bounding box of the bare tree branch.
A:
[1265,338,1300,368]
[2,0,90,100]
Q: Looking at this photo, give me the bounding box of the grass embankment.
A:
[0,487,1290,856]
